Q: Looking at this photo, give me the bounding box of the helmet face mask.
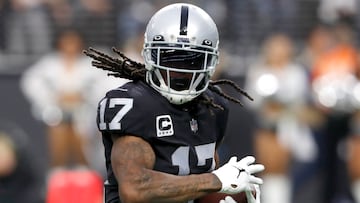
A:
[142,3,219,104]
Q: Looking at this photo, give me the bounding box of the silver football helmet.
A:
[142,3,219,104]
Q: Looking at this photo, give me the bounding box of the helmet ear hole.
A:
[202,39,212,46]
[153,35,164,41]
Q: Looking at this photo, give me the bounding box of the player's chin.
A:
[196,192,249,203]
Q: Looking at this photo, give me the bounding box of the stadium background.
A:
[1,0,360,203]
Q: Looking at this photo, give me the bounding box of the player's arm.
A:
[111,135,221,203]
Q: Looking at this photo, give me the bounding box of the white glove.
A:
[212,156,264,194]
[245,184,261,203]
[219,196,237,203]
[218,184,261,203]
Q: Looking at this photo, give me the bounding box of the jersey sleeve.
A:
[96,87,153,141]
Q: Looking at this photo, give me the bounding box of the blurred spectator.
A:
[0,0,7,70]
[253,0,298,38]
[20,28,106,171]
[0,120,44,203]
[116,0,153,46]
[311,24,358,83]
[223,0,299,55]
[44,0,74,28]
[73,0,117,49]
[348,96,360,203]
[348,51,360,203]
[297,24,336,74]
[244,33,316,203]
[310,22,360,203]
[5,0,51,62]
[294,24,335,203]
[318,0,357,25]
[0,0,6,51]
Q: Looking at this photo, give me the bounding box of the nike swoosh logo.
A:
[233,166,246,178]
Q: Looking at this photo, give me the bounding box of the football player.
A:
[85,3,264,203]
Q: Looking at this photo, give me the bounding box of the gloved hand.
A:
[245,184,261,203]
[218,184,261,203]
[219,196,237,203]
[212,156,264,194]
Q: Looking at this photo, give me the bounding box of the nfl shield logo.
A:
[189,118,198,133]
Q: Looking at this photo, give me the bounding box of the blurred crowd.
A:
[1,0,360,203]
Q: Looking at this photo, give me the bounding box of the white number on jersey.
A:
[171,143,216,175]
[98,98,134,130]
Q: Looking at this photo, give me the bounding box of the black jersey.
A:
[97,80,229,203]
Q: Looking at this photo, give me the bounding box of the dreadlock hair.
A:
[83,47,253,110]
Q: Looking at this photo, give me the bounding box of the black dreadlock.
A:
[83,47,253,110]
